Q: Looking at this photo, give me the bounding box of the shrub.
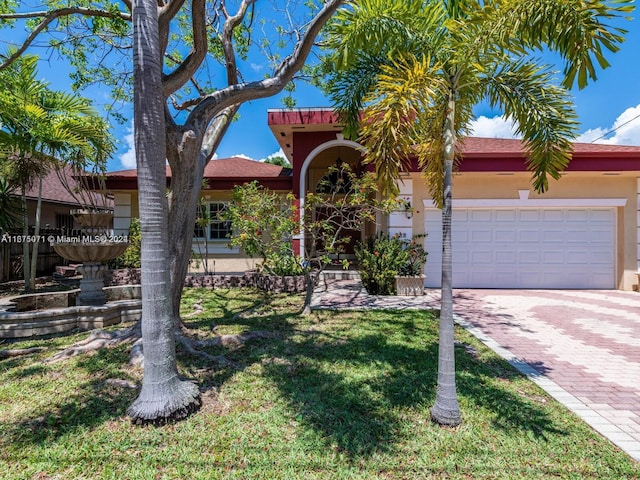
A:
[355,233,409,295]
[108,218,141,269]
[224,181,299,276]
[263,247,304,276]
[356,233,428,294]
[398,236,427,276]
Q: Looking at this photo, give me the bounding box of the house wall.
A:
[25,200,77,230]
[110,189,285,274]
[410,171,640,290]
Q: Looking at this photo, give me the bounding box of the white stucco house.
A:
[104,108,640,291]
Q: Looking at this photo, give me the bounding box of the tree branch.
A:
[222,0,255,85]
[162,0,208,96]
[157,0,187,59]
[185,0,344,129]
[200,105,239,161]
[0,7,131,72]
[159,0,187,26]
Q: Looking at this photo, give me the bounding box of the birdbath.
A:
[52,209,128,306]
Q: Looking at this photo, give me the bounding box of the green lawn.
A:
[1,288,638,479]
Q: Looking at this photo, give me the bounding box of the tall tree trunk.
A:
[20,187,31,292]
[167,135,205,327]
[167,105,239,325]
[127,0,200,423]
[430,91,461,426]
[28,177,43,287]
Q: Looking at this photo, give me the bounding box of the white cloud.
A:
[261,148,286,162]
[230,153,254,160]
[577,104,640,145]
[469,115,519,139]
[119,121,136,169]
[575,127,608,144]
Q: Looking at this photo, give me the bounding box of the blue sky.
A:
[8,9,640,172]
[180,11,640,172]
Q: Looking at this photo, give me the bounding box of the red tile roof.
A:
[105,157,293,190]
[455,137,640,172]
[23,165,99,206]
[107,156,290,178]
[105,139,640,191]
[459,137,640,156]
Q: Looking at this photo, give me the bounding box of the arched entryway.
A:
[296,136,375,261]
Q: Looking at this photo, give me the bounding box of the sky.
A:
[182,11,640,172]
[7,7,640,172]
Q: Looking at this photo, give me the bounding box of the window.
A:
[194,202,231,241]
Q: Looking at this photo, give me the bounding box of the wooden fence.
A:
[0,228,75,283]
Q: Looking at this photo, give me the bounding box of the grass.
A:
[0,287,638,479]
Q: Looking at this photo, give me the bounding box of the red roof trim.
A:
[268,108,340,126]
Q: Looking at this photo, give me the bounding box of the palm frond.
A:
[493,0,634,89]
[483,58,578,192]
[325,0,441,69]
[329,54,390,140]
[359,54,444,196]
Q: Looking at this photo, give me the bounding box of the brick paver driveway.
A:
[452,289,640,462]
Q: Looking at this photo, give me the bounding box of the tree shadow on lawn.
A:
[2,361,48,380]
[181,288,285,331]
[1,346,138,449]
[262,309,567,459]
[0,290,296,451]
[1,303,566,458]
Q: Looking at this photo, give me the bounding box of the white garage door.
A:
[424,207,615,289]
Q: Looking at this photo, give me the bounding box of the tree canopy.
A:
[0,0,345,423]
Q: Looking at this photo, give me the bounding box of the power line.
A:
[589,111,640,143]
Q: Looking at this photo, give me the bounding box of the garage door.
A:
[424,207,616,289]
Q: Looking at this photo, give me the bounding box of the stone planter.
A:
[53,209,128,306]
[395,275,425,296]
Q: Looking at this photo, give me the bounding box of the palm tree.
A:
[325,0,633,425]
[0,54,113,290]
[126,0,201,423]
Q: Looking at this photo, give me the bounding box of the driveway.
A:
[313,281,640,462]
[452,289,640,462]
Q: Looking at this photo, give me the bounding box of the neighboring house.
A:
[1,165,108,281]
[21,167,87,233]
[105,107,640,291]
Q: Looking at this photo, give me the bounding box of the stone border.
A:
[0,299,141,339]
[105,268,142,286]
[184,271,306,293]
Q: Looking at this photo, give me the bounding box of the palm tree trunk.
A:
[430,90,462,426]
[29,176,43,287]
[127,0,200,423]
[20,187,31,292]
